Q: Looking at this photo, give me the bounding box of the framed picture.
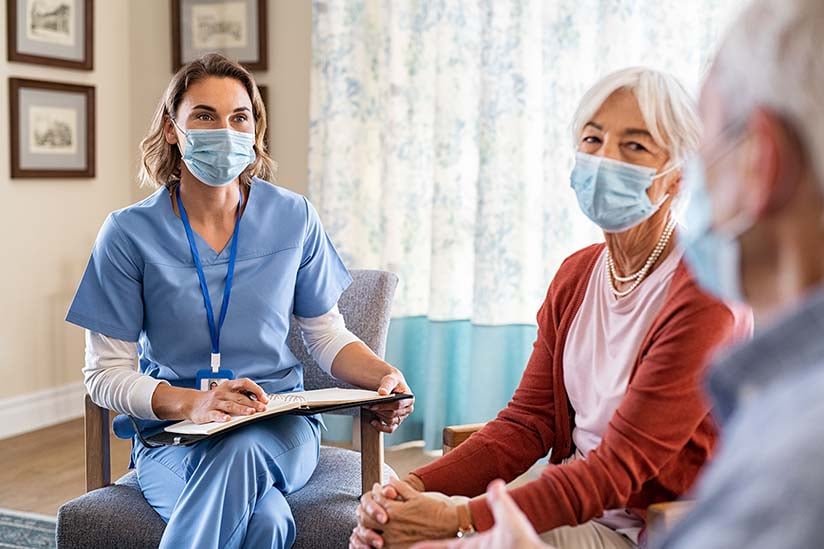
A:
[7,0,94,70]
[172,0,267,71]
[9,78,95,178]
[257,83,269,149]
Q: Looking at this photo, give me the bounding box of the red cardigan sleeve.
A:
[411,297,559,497]
[467,297,733,532]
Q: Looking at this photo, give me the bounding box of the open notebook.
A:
[164,388,411,437]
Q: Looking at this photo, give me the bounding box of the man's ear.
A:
[743,108,784,218]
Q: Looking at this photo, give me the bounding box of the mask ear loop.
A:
[168,117,194,170]
[167,117,189,186]
[649,160,684,212]
[653,160,684,180]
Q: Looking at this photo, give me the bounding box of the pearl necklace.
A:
[606,217,677,298]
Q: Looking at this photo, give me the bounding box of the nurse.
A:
[66,53,414,549]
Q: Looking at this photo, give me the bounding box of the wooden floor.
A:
[0,419,436,516]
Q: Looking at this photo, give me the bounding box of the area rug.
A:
[0,508,55,549]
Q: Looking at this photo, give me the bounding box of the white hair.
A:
[571,67,701,168]
[712,0,824,188]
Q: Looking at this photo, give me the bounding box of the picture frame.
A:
[9,78,96,178]
[257,83,269,150]
[171,0,268,71]
[7,0,94,70]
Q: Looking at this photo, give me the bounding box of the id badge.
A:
[196,368,235,391]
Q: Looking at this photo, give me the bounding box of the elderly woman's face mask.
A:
[570,152,680,233]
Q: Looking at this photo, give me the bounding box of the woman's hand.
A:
[352,476,426,548]
[410,480,550,549]
[367,369,415,433]
[330,342,416,433]
[352,478,459,548]
[184,378,269,423]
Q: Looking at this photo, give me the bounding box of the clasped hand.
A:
[351,478,459,548]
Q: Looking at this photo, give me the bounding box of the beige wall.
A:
[0,0,133,399]
[0,0,313,404]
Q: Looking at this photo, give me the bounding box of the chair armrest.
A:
[443,423,487,454]
[359,409,384,494]
[84,394,111,492]
[647,501,694,545]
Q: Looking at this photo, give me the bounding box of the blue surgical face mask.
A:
[570,152,678,233]
[680,155,751,303]
[173,120,257,187]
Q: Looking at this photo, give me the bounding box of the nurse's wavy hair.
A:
[139,53,276,189]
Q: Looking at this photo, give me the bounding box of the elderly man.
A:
[659,0,824,545]
[414,0,824,548]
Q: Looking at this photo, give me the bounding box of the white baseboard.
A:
[0,382,85,440]
[0,506,57,522]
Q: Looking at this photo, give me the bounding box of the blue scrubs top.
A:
[67,178,352,398]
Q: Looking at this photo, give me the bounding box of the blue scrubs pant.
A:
[134,415,320,549]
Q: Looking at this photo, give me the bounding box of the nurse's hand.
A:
[368,370,414,433]
[330,341,415,434]
[186,378,269,424]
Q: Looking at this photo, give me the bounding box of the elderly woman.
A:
[351,67,752,549]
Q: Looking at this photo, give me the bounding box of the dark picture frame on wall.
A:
[7,0,94,70]
[257,83,269,150]
[9,78,96,178]
[171,0,268,71]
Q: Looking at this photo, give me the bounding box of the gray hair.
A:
[571,67,701,169]
[712,0,824,186]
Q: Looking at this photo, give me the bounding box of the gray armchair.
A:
[56,270,399,548]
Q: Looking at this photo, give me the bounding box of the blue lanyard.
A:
[176,187,243,371]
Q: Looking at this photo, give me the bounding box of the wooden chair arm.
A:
[84,394,110,492]
[443,422,487,454]
[647,500,694,545]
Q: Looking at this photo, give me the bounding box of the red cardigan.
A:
[412,243,736,533]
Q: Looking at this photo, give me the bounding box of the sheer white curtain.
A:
[309,0,742,327]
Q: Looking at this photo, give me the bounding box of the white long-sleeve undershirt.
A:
[83,305,361,419]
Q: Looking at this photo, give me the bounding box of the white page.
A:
[295,388,387,405]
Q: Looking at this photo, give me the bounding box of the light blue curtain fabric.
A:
[385,318,538,449]
[310,0,743,449]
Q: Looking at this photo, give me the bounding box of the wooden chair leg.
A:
[84,394,110,492]
[359,409,384,494]
[351,414,362,451]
